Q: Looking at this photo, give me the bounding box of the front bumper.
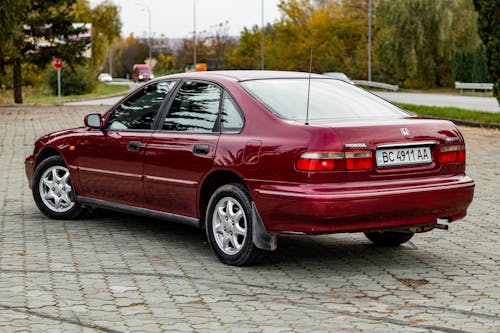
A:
[250,175,475,234]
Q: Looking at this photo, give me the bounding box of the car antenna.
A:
[305,47,313,126]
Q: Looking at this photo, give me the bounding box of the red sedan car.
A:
[25,71,475,266]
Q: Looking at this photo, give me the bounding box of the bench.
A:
[455,82,493,93]
[353,80,399,91]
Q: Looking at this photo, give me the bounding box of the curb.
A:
[418,114,500,130]
[0,91,129,107]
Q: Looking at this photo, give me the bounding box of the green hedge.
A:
[452,44,490,83]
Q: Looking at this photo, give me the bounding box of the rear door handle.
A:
[193,144,210,155]
[127,141,141,151]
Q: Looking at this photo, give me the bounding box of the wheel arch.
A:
[36,147,63,168]
[198,169,247,226]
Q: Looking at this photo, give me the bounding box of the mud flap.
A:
[251,202,278,251]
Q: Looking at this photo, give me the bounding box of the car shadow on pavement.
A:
[80,208,435,272]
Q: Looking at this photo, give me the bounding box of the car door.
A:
[77,80,177,206]
[143,80,222,218]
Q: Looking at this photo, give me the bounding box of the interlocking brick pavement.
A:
[0,106,499,332]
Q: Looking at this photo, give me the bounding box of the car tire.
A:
[205,183,262,266]
[364,231,414,246]
[32,156,84,220]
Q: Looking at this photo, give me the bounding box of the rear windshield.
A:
[240,78,410,121]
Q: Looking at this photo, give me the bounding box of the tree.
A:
[111,35,149,78]
[0,0,88,103]
[230,0,367,76]
[473,0,500,102]
[375,0,481,88]
[73,0,121,74]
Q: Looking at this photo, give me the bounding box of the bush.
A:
[45,65,96,96]
[453,44,489,83]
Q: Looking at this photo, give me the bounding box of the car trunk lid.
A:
[309,117,465,181]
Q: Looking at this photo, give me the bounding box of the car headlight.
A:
[139,75,143,79]
[150,74,154,79]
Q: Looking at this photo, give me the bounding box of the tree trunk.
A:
[13,58,23,104]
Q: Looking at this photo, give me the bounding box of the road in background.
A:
[373,91,499,113]
[67,82,500,112]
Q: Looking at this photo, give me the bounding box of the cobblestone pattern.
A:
[0,106,499,332]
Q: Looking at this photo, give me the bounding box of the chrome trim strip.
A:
[76,196,200,228]
[376,141,437,149]
[78,166,142,181]
[143,175,197,186]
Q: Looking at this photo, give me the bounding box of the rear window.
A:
[240,78,410,121]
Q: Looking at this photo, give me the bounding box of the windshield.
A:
[240,78,409,121]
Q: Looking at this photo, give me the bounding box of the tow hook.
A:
[434,223,449,230]
[408,222,449,233]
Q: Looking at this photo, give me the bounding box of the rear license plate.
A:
[376,146,432,167]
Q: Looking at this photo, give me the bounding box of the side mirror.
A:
[84,114,102,129]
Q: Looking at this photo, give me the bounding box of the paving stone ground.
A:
[0,106,499,333]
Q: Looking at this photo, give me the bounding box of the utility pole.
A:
[108,45,112,77]
[368,0,372,81]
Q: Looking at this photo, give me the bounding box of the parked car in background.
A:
[25,70,474,266]
[133,64,154,82]
[322,72,354,84]
[98,73,112,82]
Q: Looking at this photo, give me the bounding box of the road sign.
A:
[52,57,63,70]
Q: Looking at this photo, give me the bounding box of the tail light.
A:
[296,150,373,171]
[296,152,344,171]
[345,151,373,170]
[439,144,466,163]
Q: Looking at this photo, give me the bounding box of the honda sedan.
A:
[25,71,475,266]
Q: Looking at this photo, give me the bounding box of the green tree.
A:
[473,0,500,102]
[0,0,88,103]
[375,0,481,88]
[111,35,149,78]
[230,0,368,77]
[73,0,121,74]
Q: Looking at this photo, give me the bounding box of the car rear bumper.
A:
[250,175,475,234]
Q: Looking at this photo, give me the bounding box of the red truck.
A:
[132,64,154,82]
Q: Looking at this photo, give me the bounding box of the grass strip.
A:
[26,83,130,104]
[397,103,500,124]
[23,83,130,104]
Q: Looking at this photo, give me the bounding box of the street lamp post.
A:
[136,3,152,67]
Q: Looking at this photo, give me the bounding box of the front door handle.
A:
[193,144,210,155]
[127,141,141,152]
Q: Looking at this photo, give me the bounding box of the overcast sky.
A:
[89,0,282,39]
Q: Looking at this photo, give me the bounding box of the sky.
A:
[89,0,283,39]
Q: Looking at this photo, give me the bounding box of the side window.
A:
[107,81,176,130]
[163,81,221,133]
[221,93,244,133]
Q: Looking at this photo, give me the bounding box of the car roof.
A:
[166,70,328,82]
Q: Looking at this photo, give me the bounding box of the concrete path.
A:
[372,91,499,113]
